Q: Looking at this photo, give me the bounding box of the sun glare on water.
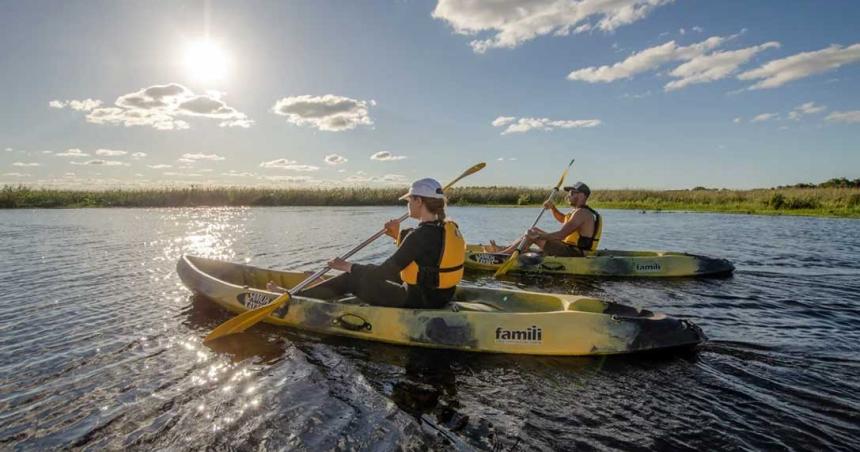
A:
[184,39,229,84]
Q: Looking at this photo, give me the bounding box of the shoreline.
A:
[2,185,859,219]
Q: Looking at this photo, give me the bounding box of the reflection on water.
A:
[0,206,858,450]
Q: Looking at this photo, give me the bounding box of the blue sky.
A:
[1,0,859,190]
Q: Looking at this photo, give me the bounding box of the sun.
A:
[183,39,229,84]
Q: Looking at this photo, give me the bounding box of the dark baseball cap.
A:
[563,181,591,197]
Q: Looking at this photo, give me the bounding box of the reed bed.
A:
[2,185,859,217]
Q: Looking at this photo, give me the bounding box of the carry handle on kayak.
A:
[203,162,487,343]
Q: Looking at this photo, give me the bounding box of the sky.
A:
[1,0,859,190]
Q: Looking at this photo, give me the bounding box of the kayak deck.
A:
[178,255,705,356]
[465,244,734,277]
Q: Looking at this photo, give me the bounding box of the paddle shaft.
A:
[292,161,484,293]
[513,159,575,253]
[289,211,410,294]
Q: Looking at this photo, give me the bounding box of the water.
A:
[0,207,858,450]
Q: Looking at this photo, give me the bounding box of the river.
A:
[1,206,858,450]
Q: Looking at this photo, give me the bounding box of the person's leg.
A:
[353,277,410,307]
[542,239,583,257]
[487,236,524,253]
[298,272,353,299]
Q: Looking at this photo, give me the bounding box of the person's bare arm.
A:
[537,210,586,240]
[543,200,566,223]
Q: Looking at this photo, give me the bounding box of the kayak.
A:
[465,244,734,277]
[177,255,705,356]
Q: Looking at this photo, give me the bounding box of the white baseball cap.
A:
[398,178,445,200]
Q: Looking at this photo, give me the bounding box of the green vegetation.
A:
[2,183,860,218]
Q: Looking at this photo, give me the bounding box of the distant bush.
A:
[517,193,532,205]
[770,193,786,209]
[2,183,859,217]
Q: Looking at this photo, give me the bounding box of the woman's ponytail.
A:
[419,196,446,221]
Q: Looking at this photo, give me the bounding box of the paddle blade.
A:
[204,292,291,342]
[554,158,575,189]
[443,162,486,190]
[493,250,520,278]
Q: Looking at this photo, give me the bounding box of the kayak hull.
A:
[465,245,734,277]
[178,255,705,356]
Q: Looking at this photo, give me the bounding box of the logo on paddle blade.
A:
[237,292,275,309]
[495,326,542,344]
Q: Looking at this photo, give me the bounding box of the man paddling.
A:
[490,181,601,257]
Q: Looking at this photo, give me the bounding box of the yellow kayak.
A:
[465,244,734,277]
[177,255,705,356]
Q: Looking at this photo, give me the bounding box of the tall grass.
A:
[2,185,859,217]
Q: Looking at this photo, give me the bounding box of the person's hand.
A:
[328,257,353,273]
[384,218,400,239]
[542,200,555,210]
[527,227,544,239]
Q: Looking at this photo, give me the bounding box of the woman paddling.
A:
[268,178,466,309]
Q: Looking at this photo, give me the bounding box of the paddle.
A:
[493,158,575,278]
[204,162,487,343]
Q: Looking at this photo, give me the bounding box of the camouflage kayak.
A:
[177,255,705,356]
[465,244,734,277]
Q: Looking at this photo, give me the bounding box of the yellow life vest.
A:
[561,206,602,252]
[398,221,465,289]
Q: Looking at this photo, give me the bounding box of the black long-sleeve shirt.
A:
[350,220,455,308]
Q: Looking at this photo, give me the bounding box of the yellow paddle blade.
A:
[554,158,575,189]
[443,162,486,191]
[204,292,291,343]
[493,250,520,278]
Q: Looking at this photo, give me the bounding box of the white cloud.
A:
[491,116,516,127]
[49,98,102,111]
[177,158,194,164]
[70,159,129,166]
[665,42,780,91]
[492,116,601,134]
[222,171,256,177]
[432,0,676,53]
[260,159,320,171]
[692,26,703,33]
[55,148,90,158]
[181,153,225,161]
[163,171,202,177]
[75,84,251,130]
[4,148,12,152]
[738,43,860,89]
[751,113,778,122]
[825,111,860,123]
[324,154,348,165]
[733,117,742,123]
[380,174,407,183]
[147,164,172,169]
[95,149,127,157]
[12,162,40,167]
[788,102,827,120]
[131,152,147,159]
[2,172,29,177]
[370,151,407,161]
[42,151,53,154]
[567,35,729,83]
[261,175,313,183]
[271,95,374,132]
